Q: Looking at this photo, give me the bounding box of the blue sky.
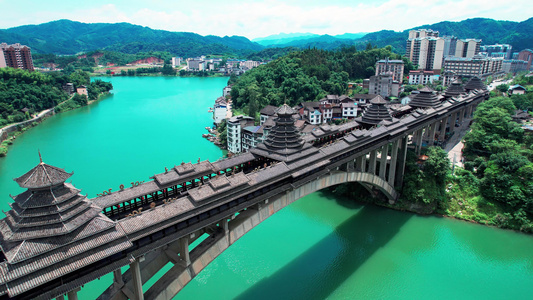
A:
[0,0,530,39]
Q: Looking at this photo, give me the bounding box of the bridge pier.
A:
[388,139,399,187]
[415,128,423,155]
[131,258,144,300]
[395,136,408,188]
[178,237,191,267]
[368,150,377,175]
[438,117,448,142]
[429,121,438,146]
[114,269,124,287]
[379,144,388,179]
[67,287,81,300]
[459,108,465,124]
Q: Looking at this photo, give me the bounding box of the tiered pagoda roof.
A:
[359,95,393,125]
[251,104,319,162]
[408,87,441,108]
[0,160,132,298]
[443,80,466,99]
[464,76,487,92]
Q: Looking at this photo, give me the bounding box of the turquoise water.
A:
[1,77,532,300]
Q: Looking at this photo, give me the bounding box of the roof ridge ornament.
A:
[38,149,43,164]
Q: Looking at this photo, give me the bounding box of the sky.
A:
[0,0,530,39]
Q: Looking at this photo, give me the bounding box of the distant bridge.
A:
[0,80,488,300]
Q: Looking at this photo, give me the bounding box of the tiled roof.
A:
[14,163,73,189]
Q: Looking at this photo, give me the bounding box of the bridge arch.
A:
[128,171,398,300]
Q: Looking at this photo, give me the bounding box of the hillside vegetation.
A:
[230,46,413,117]
[0,20,263,57]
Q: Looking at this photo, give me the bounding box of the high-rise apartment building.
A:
[480,44,513,59]
[375,58,404,82]
[406,30,481,73]
[518,49,533,71]
[405,34,445,72]
[454,39,481,58]
[0,43,34,71]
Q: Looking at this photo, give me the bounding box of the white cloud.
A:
[1,0,531,38]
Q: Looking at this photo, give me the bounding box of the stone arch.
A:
[137,171,399,300]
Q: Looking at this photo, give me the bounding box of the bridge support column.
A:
[438,117,448,142]
[429,121,438,146]
[379,144,388,179]
[131,258,144,300]
[57,295,65,300]
[388,139,399,186]
[395,136,408,188]
[368,150,377,175]
[416,129,424,155]
[347,160,355,172]
[179,237,191,266]
[466,105,473,118]
[459,108,465,124]
[221,218,230,245]
[67,287,81,300]
[451,112,458,132]
[355,156,364,172]
[113,269,124,287]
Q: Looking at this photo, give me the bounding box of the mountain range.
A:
[0,18,532,57]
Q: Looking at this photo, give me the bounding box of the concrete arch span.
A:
[122,171,398,300]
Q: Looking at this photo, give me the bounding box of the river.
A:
[0,76,532,300]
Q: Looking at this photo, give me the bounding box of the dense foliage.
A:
[0,20,262,56]
[0,68,112,125]
[230,46,412,114]
[462,97,533,216]
[0,68,68,126]
[401,147,451,205]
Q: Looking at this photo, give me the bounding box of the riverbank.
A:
[0,91,110,157]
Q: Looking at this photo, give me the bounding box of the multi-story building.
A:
[227,115,255,154]
[187,59,205,71]
[213,97,228,125]
[241,60,261,69]
[341,102,357,119]
[242,125,264,151]
[518,49,533,71]
[368,72,400,98]
[0,43,34,71]
[502,60,529,74]
[171,57,181,67]
[375,58,404,82]
[406,29,444,72]
[454,39,481,58]
[443,55,503,79]
[408,70,439,85]
[259,105,277,125]
[480,44,513,59]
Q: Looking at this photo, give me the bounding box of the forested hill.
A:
[255,17,533,53]
[0,20,263,57]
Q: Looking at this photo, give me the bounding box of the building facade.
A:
[0,43,34,71]
[227,115,255,154]
[375,58,404,82]
[213,97,228,125]
[368,72,400,98]
[443,55,503,78]
[408,70,439,85]
[480,44,513,59]
[518,49,533,71]
[502,60,529,74]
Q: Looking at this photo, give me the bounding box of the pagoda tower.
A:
[0,159,132,298]
[251,104,318,162]
[408,87,442,109]
[358,95,393,127]
[443,80,466,99]
[464,76,487,92]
